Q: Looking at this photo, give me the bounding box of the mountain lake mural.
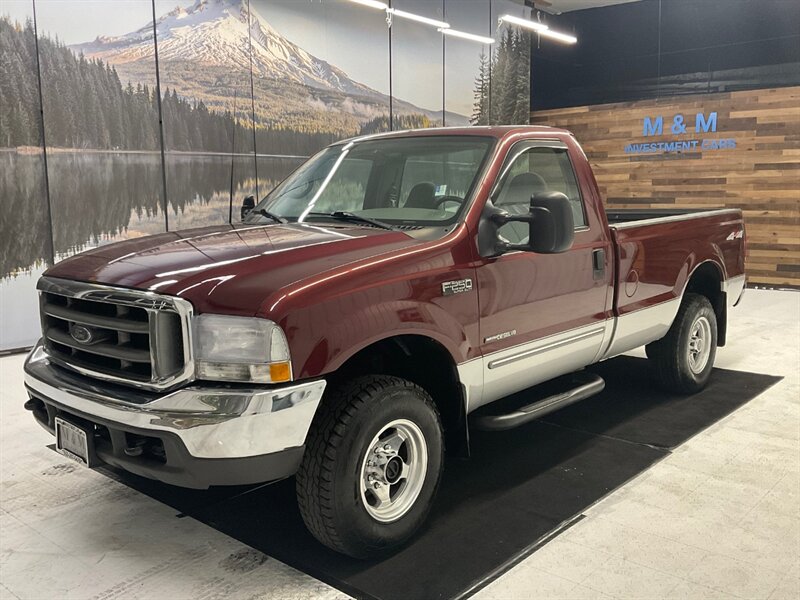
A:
[0,0,531,350]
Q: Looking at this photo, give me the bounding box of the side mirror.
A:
[528,191,575,253]
[478,191,575,257]
[241,195,256,221]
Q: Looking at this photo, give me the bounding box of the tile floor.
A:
[476,289,799,600]
[1,289,798,600]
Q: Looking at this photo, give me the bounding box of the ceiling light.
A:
[499,14,577,45]
[537,29,577,44]
[439,28,495,44]
[388,8,449,29]
[499,14,548,32]
[346,0,388,10]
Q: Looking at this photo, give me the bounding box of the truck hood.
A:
[45,223,421,316]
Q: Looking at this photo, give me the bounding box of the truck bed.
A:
[605,208,731,227]
[600,207,745,359]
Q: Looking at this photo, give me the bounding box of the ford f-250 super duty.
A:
[24,126,746,558]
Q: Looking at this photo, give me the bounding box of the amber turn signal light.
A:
[270,362,292,383]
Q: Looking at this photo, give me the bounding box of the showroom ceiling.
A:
[536,0,640,14]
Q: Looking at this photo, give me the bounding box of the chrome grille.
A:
[37,277,194,391]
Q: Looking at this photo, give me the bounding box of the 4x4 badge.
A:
[441,278,473,296]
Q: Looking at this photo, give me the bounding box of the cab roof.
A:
[335,125,573,146]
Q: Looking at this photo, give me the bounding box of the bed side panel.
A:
[604,210,745,357]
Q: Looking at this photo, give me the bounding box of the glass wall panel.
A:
[35,0,167,259]
[153,0,255,228]
[390,0,447,129]
[444,0,492,125]
[0,1,50,349]
[325,0,391,137]
[248,0,390,210]
[490,0,532,125]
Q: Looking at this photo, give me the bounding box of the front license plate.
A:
[55,417,90,466]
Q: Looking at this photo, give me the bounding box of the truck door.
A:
[473,140,613,409]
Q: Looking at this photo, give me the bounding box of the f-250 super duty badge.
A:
[441,278,473,296]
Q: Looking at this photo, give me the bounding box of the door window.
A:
[493,146,586,244]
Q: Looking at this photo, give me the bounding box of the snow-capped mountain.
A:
[72,0,377,97]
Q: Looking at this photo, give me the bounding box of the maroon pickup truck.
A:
[24,126,746,557]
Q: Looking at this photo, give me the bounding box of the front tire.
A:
[296,375,443,558]
[646,293,718,394]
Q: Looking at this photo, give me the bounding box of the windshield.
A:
[246,136,493,227]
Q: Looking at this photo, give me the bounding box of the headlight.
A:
[192,315,292,384]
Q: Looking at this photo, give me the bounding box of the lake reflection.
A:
[2,152,303,279]
[0,151,303,350]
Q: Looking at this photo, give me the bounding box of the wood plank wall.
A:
[530,86,800,288]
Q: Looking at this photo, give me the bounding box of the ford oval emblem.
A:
[70,325,93,344]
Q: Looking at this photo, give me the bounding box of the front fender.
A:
[331,302,467,372]
[289,298,470,379]
[255,224,480,380]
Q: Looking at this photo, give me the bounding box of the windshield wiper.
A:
[305,211,395,231]
[254,209,287,224]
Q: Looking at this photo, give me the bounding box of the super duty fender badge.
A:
[485,330,517,343]
[441,278,473,296]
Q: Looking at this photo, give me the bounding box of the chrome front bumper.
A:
[24,342,326,461]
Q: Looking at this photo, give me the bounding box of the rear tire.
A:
[296,375,443,558]
[646,293,718,394]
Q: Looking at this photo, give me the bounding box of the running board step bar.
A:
[472,372,605,431]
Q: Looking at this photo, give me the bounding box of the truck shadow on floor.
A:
[98,356,781,600]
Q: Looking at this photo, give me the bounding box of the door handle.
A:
[592,249,606,280]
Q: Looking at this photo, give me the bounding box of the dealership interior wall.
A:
[529,0,800,289]
[533,88,800,287]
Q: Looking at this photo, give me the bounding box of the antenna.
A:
[228,90,237,224]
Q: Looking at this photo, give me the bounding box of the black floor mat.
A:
[99,356,781,600]
[554,356,782,449]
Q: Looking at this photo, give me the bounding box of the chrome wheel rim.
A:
[688,315,712,374]
[359,419,428,523]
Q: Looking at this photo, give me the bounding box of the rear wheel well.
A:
[330,336,468,456]
[685,262,727,346]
